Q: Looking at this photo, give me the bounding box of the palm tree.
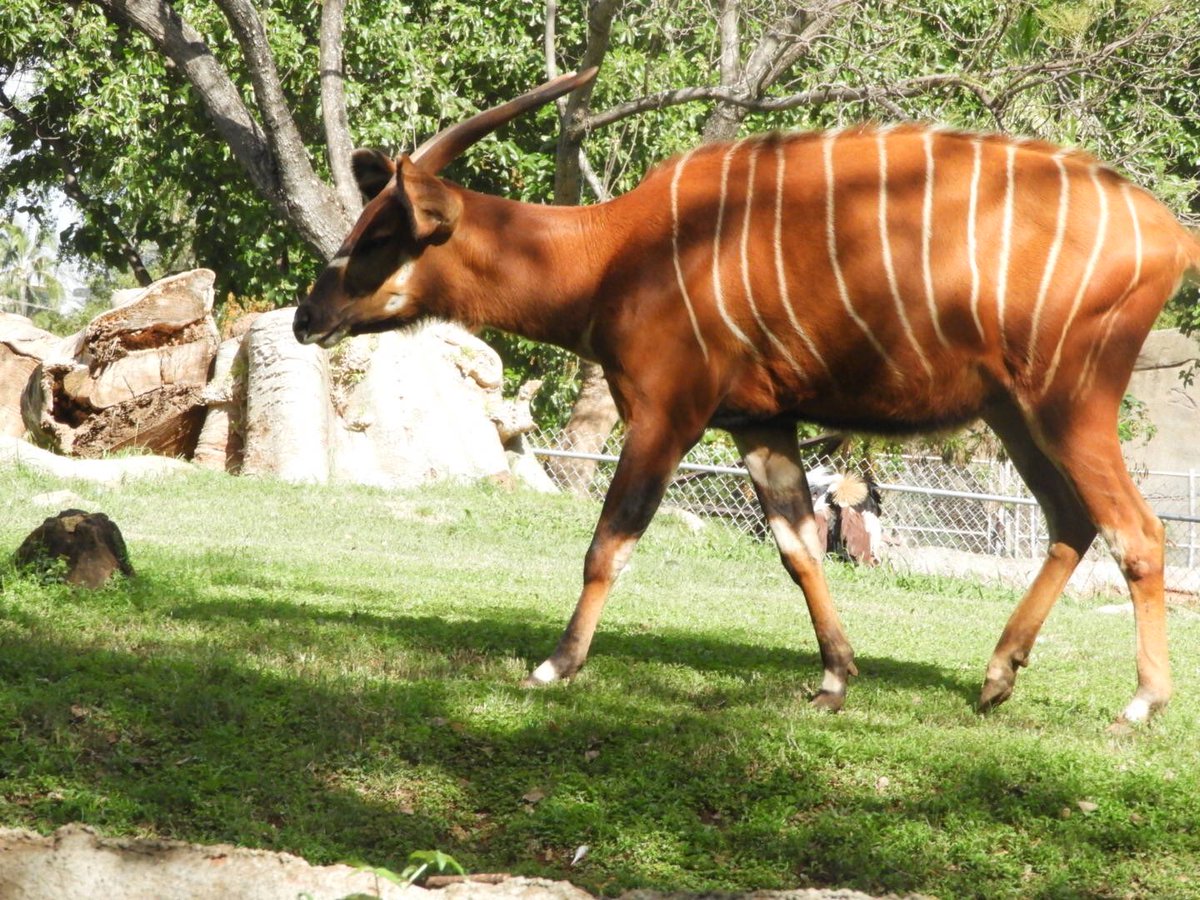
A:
[0,220,65,317]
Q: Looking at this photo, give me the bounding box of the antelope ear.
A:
[397,155,462,245]
[350,148,396,200]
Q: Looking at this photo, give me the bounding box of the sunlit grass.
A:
[2,463,1199,897]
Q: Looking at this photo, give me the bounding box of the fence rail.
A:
[527,429,1200,596]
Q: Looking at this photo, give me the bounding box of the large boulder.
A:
[226,310,546,489]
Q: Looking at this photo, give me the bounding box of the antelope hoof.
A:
[810,689,846,712]
[978,661,1018,713]
[520,657,578,688]
[810,667,851,712]
[1114,690,1170,728]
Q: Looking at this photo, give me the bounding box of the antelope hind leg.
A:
[732,426,857,711]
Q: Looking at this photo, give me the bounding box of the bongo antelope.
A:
[294,70,1200,722]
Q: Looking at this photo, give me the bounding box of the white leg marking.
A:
[877,133,934,379]
[1027,153,1070,368]
[740,141,804,376]
[609,536,638,581]
[1122,696,1152,723]
[528,659,560,684]
[1040,165,1109,396]
[671,149,711,362]
[820,669,846,695]
[823,133,900,378]
[774,141,832,377]
[713,141,757,350]
[996,143,1017,357]
[1073,183,1143,400]
[921,130,951,347]
[967,139,985,341]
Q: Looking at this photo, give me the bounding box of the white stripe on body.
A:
[1026,153,1071,368]
[996,143,1018,357]
[823,133,900,378]
[1072,183,1143,400]
[921,131,951,347]
[1040,165,1110,396]
[876,133,934,379]
[967,139,985,340]
[738,140,807,377]
[773,140,832,377]
[713,141,758,350]
[670,148,711,362]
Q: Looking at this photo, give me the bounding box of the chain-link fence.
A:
[527,428,1200,597]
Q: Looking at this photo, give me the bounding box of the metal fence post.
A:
[1190,469,1197,570]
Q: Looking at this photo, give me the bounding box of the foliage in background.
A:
[1,0,1197,412]
[0,219,64,317]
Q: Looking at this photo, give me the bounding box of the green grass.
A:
[2,464,1200,898]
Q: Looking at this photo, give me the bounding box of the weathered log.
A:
[21,270,218,457]
[0,313,77,439]
[194,336,247,473]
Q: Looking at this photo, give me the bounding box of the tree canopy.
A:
[1,0,1197,420]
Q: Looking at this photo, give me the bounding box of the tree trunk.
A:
[545,360,619,495]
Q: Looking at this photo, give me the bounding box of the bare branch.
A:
[90,0,351,258]
[320,0,360,218]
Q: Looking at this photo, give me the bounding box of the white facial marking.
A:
[823,133,900,379]
[1040,165,1109,396]
[387,260,415,292]
[773,141,831,377]
[712,141,757,350]
[1027,153,1070,368]
[528,659,560,684]
[877,132,934,380]
[327,256,349,270]
[383,293,408,314]
[670,148,711,362]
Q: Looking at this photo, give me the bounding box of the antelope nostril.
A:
[293,305,312,340]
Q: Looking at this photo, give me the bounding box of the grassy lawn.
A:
[2,463,1199,898]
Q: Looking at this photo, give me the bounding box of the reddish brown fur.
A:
[295,80,1200,721]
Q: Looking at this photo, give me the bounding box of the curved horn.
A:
[409,67,599,174]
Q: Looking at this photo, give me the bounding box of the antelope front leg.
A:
[523,419,697,686]
[732,426,856,711]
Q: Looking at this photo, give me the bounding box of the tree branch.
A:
[90,0,351,259]
[319,0,360,218]
[0,81,153,285]
[550,0,621,204]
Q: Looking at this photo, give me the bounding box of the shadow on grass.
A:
[1,554,1195,898]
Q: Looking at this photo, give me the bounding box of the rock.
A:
[328,322,512,488]
[0,435,192,485]
[241,308,335,484]
[507,435,559,493]
[14,510,133,588]
[30,490,91,509]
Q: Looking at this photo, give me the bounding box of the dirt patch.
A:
[0,825,920,900]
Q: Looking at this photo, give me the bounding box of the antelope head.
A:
[293,68,598,348]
